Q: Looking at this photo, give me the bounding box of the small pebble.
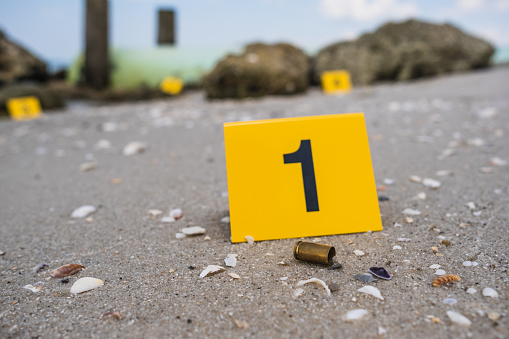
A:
[329,282,340,292]
[435,269,446,276]
[473,211,482,216]
[327,263,343,270]
[245,235,255,244]
[169,208,183,220]
[402,208,421,215]
[482,287,498,298]
[405,217,414,223]
[344,309,368,321]
[436,170,452,176]
[443,298,457,305]
[429,264,441,269]
[490,157,507,166]
[383,178,394,185]
[353,250,365,256]
[446,311,471,327]
[422,178,441,189]
[466,288,477,294]
[122,141,146,156]
[220,216,230,223]
[181,226,206,235]
[162,216,176,223]
[355,273,373,283]
[71,205,96,219]
[80,162,97,172]
[488,312,501,321]
[175,233,186,239]
[416,192,426,200]
[466,202,476,210]
[378,196,390,202]
[397,238,410,242]
[409,175,422,183]
[392,245,402,250]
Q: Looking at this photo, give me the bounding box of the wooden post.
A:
[85,0,109,89]
[157,9,176,45]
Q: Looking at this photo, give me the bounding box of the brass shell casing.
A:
[293,241,336,265]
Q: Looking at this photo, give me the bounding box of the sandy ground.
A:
[1,67,508,338]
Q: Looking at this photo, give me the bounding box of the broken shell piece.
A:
[228,273,240,279]
[169,208,183,220]
[488,312,501,321]
[344,309,368,321]
[148,209,163,218]
[71,205,96,218]
[447,311,471,327]
[429,264,441,269]
[33,263,48,274]
[296,278,331,296]
[435,269,446,276]
[355,273,373,283]
[482,287,498,298]
[50,264,85,278]
[357,286,384,300]
[24,284,42,293]
[490,157,507,166]
[204,236,211,241]
[220,216,230,223]
[181,226,206,235]
[233,319,249,329]
[466,202,476,210]
[423,178,441,188]
[293,288,304,298]
[431,246,439,252]
[224,254,237,267]
[416,192,426,200]
[405,217,414,223]
[80,162,97,172]
[245,235,255,244]
[353,250,365,256]
[199,265,225,278]
[175,233,186,239]
[122,141,146,156]
[466,288,477,294]
[409,175,422,183]
[369,267,392,280]
[402,208,421,216]
[70,277,104,294]
[162,216,175,223]
[100,311,122,320]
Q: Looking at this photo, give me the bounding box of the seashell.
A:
[80,162,97,172]
[431,246,439,252]
[245,235,255,244]
[466,287,477,294]
[369,267,392,280]
[162,216,175,223]
[0,250,5,256]
[383,178,394,185]
[204,236,211,241]
[71,205,96,218]
[490,157,507,166]
[95,139,112,150]
[70,277,104,294]
[416,192,426,200]
[402,208,421,215]
[199,265,225,278]
[228,272,240,279]
[422,178,441,188]
[467,138,485,147]
[435,269,446,276]
[355,273,373,283]
[181,226,206,235]
[488,312,500,321]
[466,202,476,210]
[220,216,230,223]
[24,284,42,293]
[433,274,460,286]
[169,208,183,220]
[357,285,384,300]
[33,263,48,274]
[482,287,498,298]
[224,254,237,267]
[296,278,330,296]
[100,311,122,320]
[233,319,249,329]
[50,264,85,278]
[436,170,452,176]
[148,209,163,218]
[446,311,471,327]
[392,245,402,250]
[429,264,441,269]
[293,288,304,298]
[344,309,368,321]
[397,238,410,242]
[353,250,365,256]
[443,298,457,305]
[405,217,414,223]
[175,233,186,239]
[122,141,145,156]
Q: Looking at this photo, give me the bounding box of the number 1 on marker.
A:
[283,139,319,212]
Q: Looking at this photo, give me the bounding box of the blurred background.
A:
[0,0,508,109]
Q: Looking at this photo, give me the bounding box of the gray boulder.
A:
[204,43,309,99]
[314,19,495,85]
[0,29,48,86]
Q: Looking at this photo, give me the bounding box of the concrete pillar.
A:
[85,0,109,89]
[157,9,176,45]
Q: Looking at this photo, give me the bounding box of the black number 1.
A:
[283,139,319,212]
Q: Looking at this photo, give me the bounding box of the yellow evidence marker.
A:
[321,70,352,94]
[159,76,183,95]
[224,113,382,243]
[6,96,42,121]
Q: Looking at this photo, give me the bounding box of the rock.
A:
[0,83,65,115]
[203,43,309,99]
[0,29,48,85]
[314,19,494,85]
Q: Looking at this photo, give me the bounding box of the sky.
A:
[0,0,508,66]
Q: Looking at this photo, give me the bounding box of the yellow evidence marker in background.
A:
[7,96,42,121]
[224,113,382,243]
[159,76,183,95]
[321,70,352,94]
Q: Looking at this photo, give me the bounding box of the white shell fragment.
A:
[416,192,426,200]
[409,175,422,183]
[199,265,225,278]
[245,235,255,244]
[24,284,42,293]
[447,311,471,327]
[161,216,175,223]
[466,288,477,294]
[224,254,238,267]
[397,238,411,242]
[228,273,240,279]
[393,245,402,250]
[482,287,498,298]
[220,216,230,223]
[353,250,365,256]
[402,208,421,215]
[466,202,476,210]
[383,178,394,185]
[169,208,183,220]
[429,264,441,269]
[435,269,446,276]
[293,288,304,298]
[71,205,96,218]
[357,286,384,300]
[296,278,331,296]
[80,162,97,172]
[443,298,457,305]
[344,309,368,321]
[422,178,441,188]
[463,261,478,267]
[122,141,146,156]
[491,157,507,166]
[70,277,104,294]
[148,209,163,218]
[181,226,206,235]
